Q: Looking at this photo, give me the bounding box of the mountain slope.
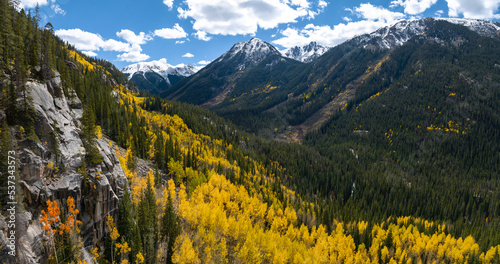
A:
[160,38,287,106]
[122,59,200,94]
[185,18,500,140]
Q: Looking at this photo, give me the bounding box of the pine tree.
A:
[118,187,133,243]
[138,181,158,264]
[161,195,180,264]
[80,105,103,165]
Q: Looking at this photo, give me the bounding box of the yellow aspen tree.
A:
[172,234,200,264]
[135,252,145,264]
[106,214,120,264]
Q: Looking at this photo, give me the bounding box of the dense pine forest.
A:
[0,0,499,263]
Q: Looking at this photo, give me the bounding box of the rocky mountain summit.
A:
[352,17,500,50]
[121,59,201,94]
[282,41,330,63]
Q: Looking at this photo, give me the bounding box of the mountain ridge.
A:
[164,17,500,141]
[121,59,201,94]
[282,41,330,62]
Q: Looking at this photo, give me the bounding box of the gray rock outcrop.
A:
[0,73,128,263]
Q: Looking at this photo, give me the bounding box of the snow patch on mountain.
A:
[354,18,500,51]
[122,59,202,81]
[217,38,281,70]
[436,18,500,37]
[282,42,330,63]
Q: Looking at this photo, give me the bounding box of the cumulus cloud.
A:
[273,20,389,48]
[194,30,211,41]
[81,51,98,57]
[177,0,312,36]
[182,52,194,58]
[390,0,438,15]
[318,0,327,9]
[55,28,130,52]
[19,0,66,15]
[163,0,174,9]
[154,23,188,39]
[51,3,65,15]
[117,44,150,62]
[55,28,152,62]
[349,3,405,23]
[18,0,50,9]
[274,3,404,49]
[197,60,211,65]
[116,29,152,45]
[445,0,500,19]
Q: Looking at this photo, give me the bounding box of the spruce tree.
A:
[161,195,180,264]
[81,106,103,165]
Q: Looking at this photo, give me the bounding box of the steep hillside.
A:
[167,18,500,142]
[160,38,289,106]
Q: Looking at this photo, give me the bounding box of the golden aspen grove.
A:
[111,85,500,263]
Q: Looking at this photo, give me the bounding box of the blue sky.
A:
[18,0,500,69]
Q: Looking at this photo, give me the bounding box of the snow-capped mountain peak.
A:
[217,38,281,70]
[354,17,500,50]
[121,59,202,81]
[282,42,330,63]
[436,18,500,37]
[226,38,280,59]
[122,59,203,94]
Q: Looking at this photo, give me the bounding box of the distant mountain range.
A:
[122,41,330,94]
[121,59,202,94]
[154,17,500,141]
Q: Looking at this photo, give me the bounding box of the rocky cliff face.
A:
[0,72,127,263]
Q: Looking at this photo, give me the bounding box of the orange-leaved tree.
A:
[39,197,82,263]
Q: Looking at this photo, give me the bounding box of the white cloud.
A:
[350,3,405,23]
[55,28,131,52]
[101,39,131,52]
[274,3,405,49]
[163,0,174,9]
[18,0,66,15]
[182,52,194,58]
[197,60,211,65]
[194,30,212,41]
[318,0,327,9]
[273,20,388,48]
[51,3,65,15]
[177,0,311,35]
[445,0,500,19]
[116,29,152,45]
[176,40,186,44]
[435,10,444,16]
[82,51,98,57]
[55,28,151,62]
[390,0,438,15]
[117,44,150,62]
[154,23,188,39]
[18,0,49,9]
[343,16,352,22]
